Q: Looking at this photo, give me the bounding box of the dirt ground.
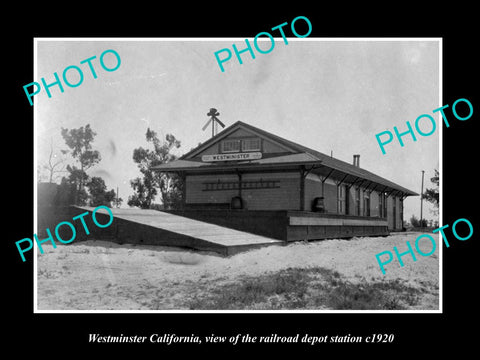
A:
[36,232,440,311]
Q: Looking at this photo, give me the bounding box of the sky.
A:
[35,38,440,222]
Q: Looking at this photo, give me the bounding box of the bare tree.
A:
[40,138,68,183]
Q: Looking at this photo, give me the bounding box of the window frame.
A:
[379,191,388,218]
[241,137,261,152]
[337,184,346,214]
[363,191,370,217]
[355,187,361,216]
[221,139,241,153]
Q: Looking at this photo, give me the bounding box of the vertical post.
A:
[336,184,339,214]
[320,168,335,198]
[420,170,425,229]
[300,166,306,211]
[399,192,404,229]
[236,170,242,199]
[180,172,186,210]
[345,184,349,215]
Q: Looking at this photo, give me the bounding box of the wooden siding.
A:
[241,172,300,210]
[192,127,291,159]
[261,138,290,154]
[302,178,403,229]
[304,177,322,211]
[186,174,238,204]
[187,172,405,230]
[370,191,380,217]
[289,216,388,227]
[385,195,403,230]
[198,143,222,156]
[286,211,389,241]
[167,209,390,242]
[387,195,394,229]
[348,187,355,216]
[185,172,301,210]
[229,128,256,137]
[323,182,337,213]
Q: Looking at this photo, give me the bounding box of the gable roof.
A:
[180,120,299,159]
[152,121,418,196]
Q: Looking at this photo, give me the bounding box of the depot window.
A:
[221,139,241,153]
[355,187,361,216]
[363,191,371,216]
[379,192,387,218]
[242,138,261,152]
[337,185,346,214]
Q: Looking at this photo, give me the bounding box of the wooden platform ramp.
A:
[76,207,283,256]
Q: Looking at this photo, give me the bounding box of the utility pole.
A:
[420,170,425,228]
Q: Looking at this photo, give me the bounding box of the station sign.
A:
[201,152,262,162]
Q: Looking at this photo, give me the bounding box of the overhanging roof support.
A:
[363,181,374,193]
[335,173,350,186]
[301,165,320,179]
[385,188,396,197]
[320,168,335,184]
[369,183,379,193]
[346,177,361,190]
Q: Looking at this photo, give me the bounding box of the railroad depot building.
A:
[152,121,417,242]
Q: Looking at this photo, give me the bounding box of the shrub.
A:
[187,267,423,310]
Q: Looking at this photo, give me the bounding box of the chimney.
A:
[353,154,360,167]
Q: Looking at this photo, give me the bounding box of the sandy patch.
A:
[36,232,439,310]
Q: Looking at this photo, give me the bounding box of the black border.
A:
[6,5,478,354]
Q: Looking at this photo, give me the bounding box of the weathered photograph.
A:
[34,39,440,311]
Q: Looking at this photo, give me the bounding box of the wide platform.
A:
[166,209,390,241]
[39,206,389,256]
[75,207,283,256]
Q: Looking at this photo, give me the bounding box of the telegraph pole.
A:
[420,170,425,228]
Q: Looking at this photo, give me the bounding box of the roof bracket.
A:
[335,173,349,186]
[301,165,318,178]
[320,168,335,184]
